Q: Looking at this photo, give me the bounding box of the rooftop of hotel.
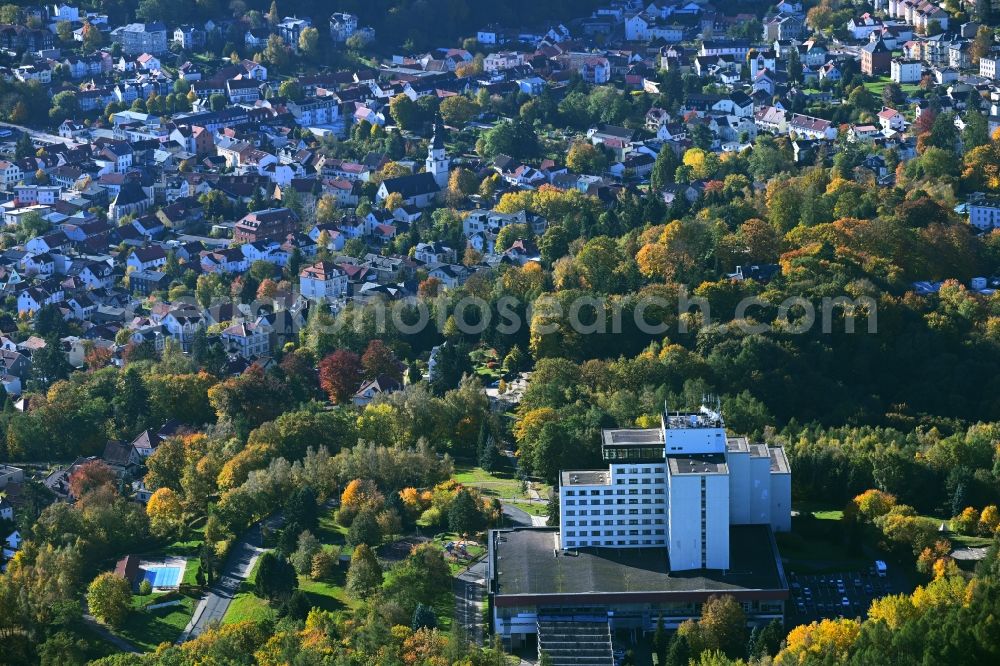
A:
[491,525,786,599]
[667,453,728,475]
[726,436,750,453]
[560,470,611,486]
[664,405,725,430]
[601,427,665,447]
[769,447,791,474]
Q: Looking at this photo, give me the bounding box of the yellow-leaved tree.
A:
[775,618,861,665]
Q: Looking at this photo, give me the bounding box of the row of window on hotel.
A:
[565,506,665,516]
[565,529,666,537]
[565,482,665,496]
[566,518,665,527]
[565,492,665,505]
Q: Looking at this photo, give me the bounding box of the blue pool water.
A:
[142,565,182,588]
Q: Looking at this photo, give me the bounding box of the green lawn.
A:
[475,366,503,380]
[182,557,201,587]
[297,563,360,613]
[862,76,919,96]
[470,347,502,379]
[224,591,272,625]
[315,510,351,556]
[226,514,361,623]
[116,596,196,651]
[224,591,273,625]
[917,514,995,549]
[795,502,846,522]
[453,464,550,502]
[505,498,549,517]
[433,590,455,632]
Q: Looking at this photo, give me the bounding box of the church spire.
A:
[431,112,447,150]
[426,112,450,189]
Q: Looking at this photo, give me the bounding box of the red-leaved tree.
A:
[319,350,362,404]
[69,460,116,499]
[361,340,402,381]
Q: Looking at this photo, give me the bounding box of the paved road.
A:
[0,120,78,147]
[453,500,545,647]
[501,501,549,527]
[454,557,488,646]
[502,502,533,526]
[178,522,268,641]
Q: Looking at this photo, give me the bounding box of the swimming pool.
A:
[142,565,182,588]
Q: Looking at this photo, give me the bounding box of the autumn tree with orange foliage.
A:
[341,479,380,509]
[916,539,953,575]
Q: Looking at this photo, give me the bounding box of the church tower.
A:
[426,112,450,189]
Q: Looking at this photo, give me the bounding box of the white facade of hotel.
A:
[560,407,791,571]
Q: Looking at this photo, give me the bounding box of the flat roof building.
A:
[488,404,792,656]
[488,525,788,649]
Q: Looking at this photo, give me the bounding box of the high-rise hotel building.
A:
[558,406,791,569]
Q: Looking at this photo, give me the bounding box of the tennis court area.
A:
[139,558,187,590]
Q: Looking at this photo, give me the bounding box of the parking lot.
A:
[787,566,894,624]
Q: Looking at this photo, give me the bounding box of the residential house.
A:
[352,375,401,406]
[981,55,998,79]
[788,113,838,140]
[102,439,142,475]
[126,245,167,272]
[848,13,883,40]
[891,58,922,83]
[427,263,470,289]
[162,310,205,351]
[220,321,269,359]
[877,106,906,133]
[0,160,22,190]
[135,53,160,71]
[763,13,803,41]
[173,24,205,49]
[233,208,299,244]
[968,193,1000,230]
[329,12,358,42]
[226,78,262,103]
[128,269,169,296]
[299,260,348,301]
[111,22,168,55]
[861,38,892,76]
[277,16,311,51]
[414,242,456,265]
